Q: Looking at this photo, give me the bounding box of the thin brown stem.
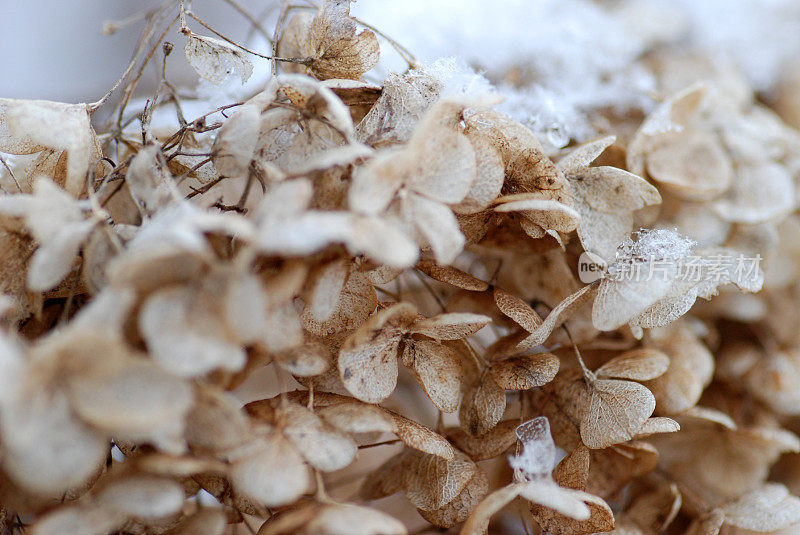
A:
[187,12,310,64]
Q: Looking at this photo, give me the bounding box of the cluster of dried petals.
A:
[1,1,800,534]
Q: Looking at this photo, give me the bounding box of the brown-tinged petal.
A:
[488,353,559,390]
[447,419,519,461]
[581,379,656,449]
[493,287,542,332]
[279,402,358,472]
[411,312,490,340]
[417,259,489,291]
[338,330,400,403]
[517,283,598,350]
[459,374,506,436]
[403,339,462,412]
[594,348,670,381]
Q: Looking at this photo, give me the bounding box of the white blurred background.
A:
[0,0,263,102]
[2,0,800,146]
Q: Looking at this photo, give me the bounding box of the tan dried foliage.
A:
[1,2,799,533]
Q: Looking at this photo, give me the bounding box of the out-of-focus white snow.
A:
[350,0,800,148]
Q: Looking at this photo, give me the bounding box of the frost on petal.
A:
[593,229,695,331]
[184,33,253,85]
[510,417,556,479]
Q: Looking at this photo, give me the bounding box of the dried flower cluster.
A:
[2,1,800,534]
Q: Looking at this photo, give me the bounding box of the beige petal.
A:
[720,483,800,532]
[447,419,519,461]
[303,266,377,336]
[27,221,93,292]
[67,357,192,450]
[184,33,253,85]
[488,353,559,390]
[521,481,592,520]
[418,467,489,528]
[318,402,395,434]
[403,339,462,412]
[645,130,731,201]
[305,503,407,535]
[459,374,506,436]
[0,99,95,195]
[213,104,262,177]
[96,475,184,519]
[594,348,670,381]
[405,193,465,265]
[140,286,246,377]
[338,331,400,403]
[125,145,177,215]
[463,484,527,535]
[1,388,107,496]
[229,433,311,507]
[493,288,542,332]
[494,196,580,234]
[453,133,505,214]
[31,505,122,535]
[581,379,656,449]
[280,402,357,472]
[411,312,490,340]
[517,283,598,350]
[527,484,613,534]
[417,260,489,291]
[404,450,478,511]
[556,136,616,175]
